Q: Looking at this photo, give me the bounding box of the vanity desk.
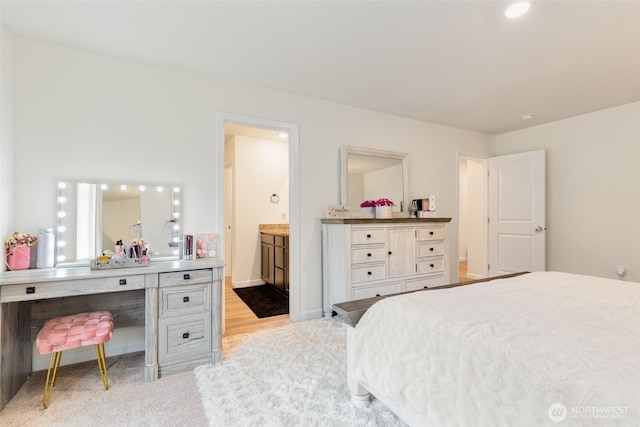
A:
[0,258,225,410]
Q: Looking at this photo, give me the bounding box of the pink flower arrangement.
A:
[4,232,37,249]
[360,198,395,207]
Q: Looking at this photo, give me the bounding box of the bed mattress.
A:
[352,272,640,426]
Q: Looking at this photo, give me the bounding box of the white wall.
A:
[0,23,14,271]
[496,102,640,282]
[10,35,495,316]
[232,134,289,287]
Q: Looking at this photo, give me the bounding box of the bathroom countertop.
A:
[258,224,289,236]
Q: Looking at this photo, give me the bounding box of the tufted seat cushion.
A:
[36,311,114,355]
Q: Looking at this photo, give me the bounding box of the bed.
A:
[332,272,640,426]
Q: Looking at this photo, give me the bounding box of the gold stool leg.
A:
[95,343,109,390]
[42,351,62,409]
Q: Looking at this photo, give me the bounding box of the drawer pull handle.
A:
[375,293,381,297]
[367,271,372,276]
[388,251,392,255]
[430,264,435,268]
[430,231,434,236]
[430,247,434,252]
[423,286,429,289]
[26,287,36,294]
[183,274,191,280]
[182,332,190,339]
[183,296,190,303]
[366,234,371,238]
[119,279,127,286]
[367,253,372,257]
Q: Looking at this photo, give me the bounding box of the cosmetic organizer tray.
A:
[90,257,151,270]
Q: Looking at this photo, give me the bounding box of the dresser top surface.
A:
[0,258,225,286]
[321,217,451,224]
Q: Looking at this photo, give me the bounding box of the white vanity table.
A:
[0,258,225,411]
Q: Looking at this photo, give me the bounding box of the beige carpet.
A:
[0,351,208,427]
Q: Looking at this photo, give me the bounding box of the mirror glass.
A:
[340,146,408,212]
[57,182,182,265]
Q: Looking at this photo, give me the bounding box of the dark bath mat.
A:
[233,285,289,318]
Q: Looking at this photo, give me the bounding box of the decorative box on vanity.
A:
[321,217,451,317]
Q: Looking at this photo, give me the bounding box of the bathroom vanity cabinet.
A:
[260,231,289,295]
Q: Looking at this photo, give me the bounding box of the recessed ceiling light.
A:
[505,2,531,18]
[521,113,534,121]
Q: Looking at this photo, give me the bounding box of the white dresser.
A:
[0,259,224,411]
[321,218,451,317]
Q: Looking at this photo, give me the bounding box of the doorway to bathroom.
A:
[218,114,299,335]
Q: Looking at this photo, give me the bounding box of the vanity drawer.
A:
[352,282,401,299]
[158,312,212,362]
[159,270,212,288]
[351,246,386,265]
[351,264,386,284]
[0,275,145,303]
[351,228,386,245]
[417,258,445,274]
[416,226,445,241]
[417,242,445,257]
[404,275,446,292]
[160,283,210,318]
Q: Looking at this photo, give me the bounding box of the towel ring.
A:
[270,193,280,204]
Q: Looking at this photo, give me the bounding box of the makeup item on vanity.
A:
[184,234,194,260]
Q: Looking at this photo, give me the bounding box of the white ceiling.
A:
[1,0,639,135]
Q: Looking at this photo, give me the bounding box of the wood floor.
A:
[225,263,469,336]
[459,260,469,282]
[224,277,290,336]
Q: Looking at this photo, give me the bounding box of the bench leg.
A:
[95,343,109,390]
[43,351,62,409]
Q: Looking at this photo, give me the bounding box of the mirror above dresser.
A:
[57,181,182,266]
[340,146,408,212]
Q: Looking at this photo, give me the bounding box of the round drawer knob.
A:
[366,234,372,238]
[367,271,372,275]
[430,264,435,268]
[367,253,372,257]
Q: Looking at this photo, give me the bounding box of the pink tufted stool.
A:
[35,311,114,408]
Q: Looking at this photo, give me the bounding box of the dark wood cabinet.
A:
[261,233,289,295]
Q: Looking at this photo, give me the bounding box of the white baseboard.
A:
[466,273,485,280]
[232,279,264,288]
[32,326,145,372]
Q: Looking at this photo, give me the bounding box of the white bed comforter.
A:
[352,272,640,426]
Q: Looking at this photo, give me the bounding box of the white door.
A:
[488,150,546,276]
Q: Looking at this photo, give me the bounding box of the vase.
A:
[6,245,32,271]
[375,205,393,219]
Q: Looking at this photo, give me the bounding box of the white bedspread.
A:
[352,272,640,426]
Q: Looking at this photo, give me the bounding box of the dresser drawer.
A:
[352,282,401,299]
[351,246,386,264]
[404,275,446,292]
[417,242,445,257]
[158,312,212,362]
[160,283,210,318]
[351,264,386,284]
[0,275,145,303]
[158,269,212,288]
[416,226,445,241]
[351,228,386,245]
[417,258,445,274]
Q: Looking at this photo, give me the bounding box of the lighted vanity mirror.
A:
[56,182,182,266]
[341,146,408,212]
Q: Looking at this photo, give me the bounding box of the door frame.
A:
[215,113,301,321]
